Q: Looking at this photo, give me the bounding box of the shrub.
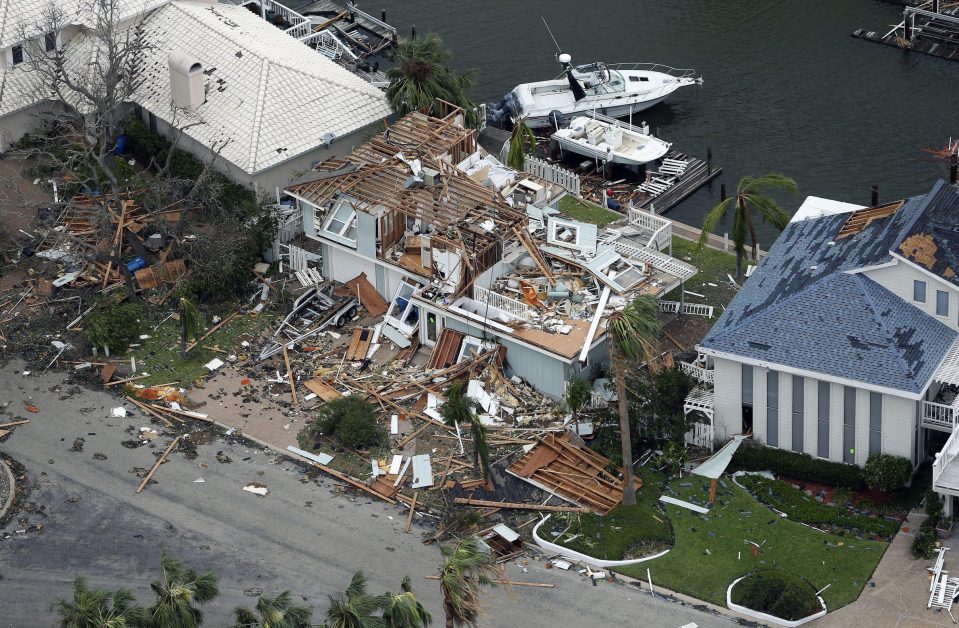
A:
[731,571,821,621]
[925,490,944,522]
[737,474,900,538]
[314,397,386,449]
[912,526,938,560]
[732,442,865,490]
[863,454,912,492]
[84,299,144,352]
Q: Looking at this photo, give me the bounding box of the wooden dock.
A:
[853,5,959,62]
[635,150,722,215]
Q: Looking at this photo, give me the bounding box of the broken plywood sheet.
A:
[134,259,186,290]
[426,328,465,369]
[506,433,641,515]
[346,327,374,361]
[345,272,388,318]
[303,378,342,402]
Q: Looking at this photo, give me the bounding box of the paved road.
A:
[0,364,728,627]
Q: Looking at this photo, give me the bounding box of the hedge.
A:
[737,474,900,538]
[732,442,866,490]
[863,454,912,492]
[731,571,822,621]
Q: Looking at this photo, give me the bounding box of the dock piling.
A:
[951,154,958,184]
[411,25,416,39]
[706,147,712,175]
[720,183,726,202]
[871,185,879,206]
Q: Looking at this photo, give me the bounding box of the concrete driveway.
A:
[0,364,728,627]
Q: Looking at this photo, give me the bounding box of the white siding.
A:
[862,261,959,330]
[882,394,916,460]
[325,245,376,287]
[711,356,741,443]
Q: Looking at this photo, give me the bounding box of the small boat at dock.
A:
[488,54,700,129]
[552,115,671,166]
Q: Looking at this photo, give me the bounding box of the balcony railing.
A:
[923,400,959,432]
[473,285,531,320]
[629,206,672,252]
[679,361,714,384]
[934,425,959,490]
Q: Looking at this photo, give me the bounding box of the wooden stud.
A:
[136,436,181,493]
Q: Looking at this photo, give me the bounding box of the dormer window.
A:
[11,45,24,66]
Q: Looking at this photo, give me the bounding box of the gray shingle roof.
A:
[700,185,958,394]
[893,180,959,285]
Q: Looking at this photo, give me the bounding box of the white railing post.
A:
[474,285,531,320]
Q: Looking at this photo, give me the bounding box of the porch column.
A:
[945,494,953,519]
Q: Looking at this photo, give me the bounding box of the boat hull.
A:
[552,135,668,166]
[525,96,669,129]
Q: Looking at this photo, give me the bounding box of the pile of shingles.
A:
[506,433,641,515]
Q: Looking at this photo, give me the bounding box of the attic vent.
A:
[836,200,905,239]
[168,52,204,110]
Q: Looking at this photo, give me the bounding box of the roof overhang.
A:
[698,345,931,400]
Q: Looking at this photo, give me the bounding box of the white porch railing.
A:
[629,206,672,252]
[473,285,531,320]
[300,29,357,60]
[686,421,714,451]
[660,300,714,318]
[522,156,581,196]
[934,426,959,489]
[923,400,959,432]
[680,361,714,384]
[613,240,697,281]
[257,0,312,39]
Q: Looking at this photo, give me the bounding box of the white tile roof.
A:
[132,1,392,175]
[0,0,170,50]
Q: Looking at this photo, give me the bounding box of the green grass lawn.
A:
[546,468,672,560]
[617,475,888,611]
[557,195,622,227]
[130,309,276,386]
[663,236,739,313]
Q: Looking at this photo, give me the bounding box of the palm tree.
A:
[232,591,312,628]
[563,377,591,422]
[697,173,797,281]
[506,118,536,170]
[440,382,488,479]
[324,571,389,628]
[382,576,431,628]
[178,296,204,357]
[437,537,497,628]
[54,576,147,628]
[606,295,661,506]
[146,550,219,628]
[386,33,477,125]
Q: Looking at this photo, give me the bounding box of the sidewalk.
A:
[820,511,955,627]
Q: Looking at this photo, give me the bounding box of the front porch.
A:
[923,338,959,432]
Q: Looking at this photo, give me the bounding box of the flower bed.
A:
[736,473,900,538]
[729,571,826,625]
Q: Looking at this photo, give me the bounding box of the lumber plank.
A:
[453,498,589,513]
[136,436,181,493]
[405,491,418,533]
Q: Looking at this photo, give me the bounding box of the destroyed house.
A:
[689,181,959,506]
[285,108,697,398]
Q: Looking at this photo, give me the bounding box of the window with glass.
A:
[938,290,949,317]
[322,201,357,242]
[914,280,926,303]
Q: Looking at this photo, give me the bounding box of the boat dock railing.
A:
[603,63,697,80]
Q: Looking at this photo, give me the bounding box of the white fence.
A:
[613,240,697,281]
[474,285,531,320]
[522,155,580,196]
[660,300,714,318]
[628,206,672,252]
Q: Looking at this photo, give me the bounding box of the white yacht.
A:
[552,115,671,166]
[488,54,700,129]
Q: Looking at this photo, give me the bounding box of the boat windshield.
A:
[584,70,625,96]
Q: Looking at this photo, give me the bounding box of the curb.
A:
[0,458,16,522]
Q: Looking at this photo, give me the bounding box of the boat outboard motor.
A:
[548,110,566,131]
[558,53,586,101]
[487,91,520,125]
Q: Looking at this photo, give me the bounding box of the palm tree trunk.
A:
[443,591,455,628]
[735,250,744,282]
[613,349,636,506]
[744,200,759,262]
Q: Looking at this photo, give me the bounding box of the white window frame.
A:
[384,280,419,337]
[320,199,357,244]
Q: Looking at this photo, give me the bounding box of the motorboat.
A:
[552,115,671,166]
[488,54,700,129]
